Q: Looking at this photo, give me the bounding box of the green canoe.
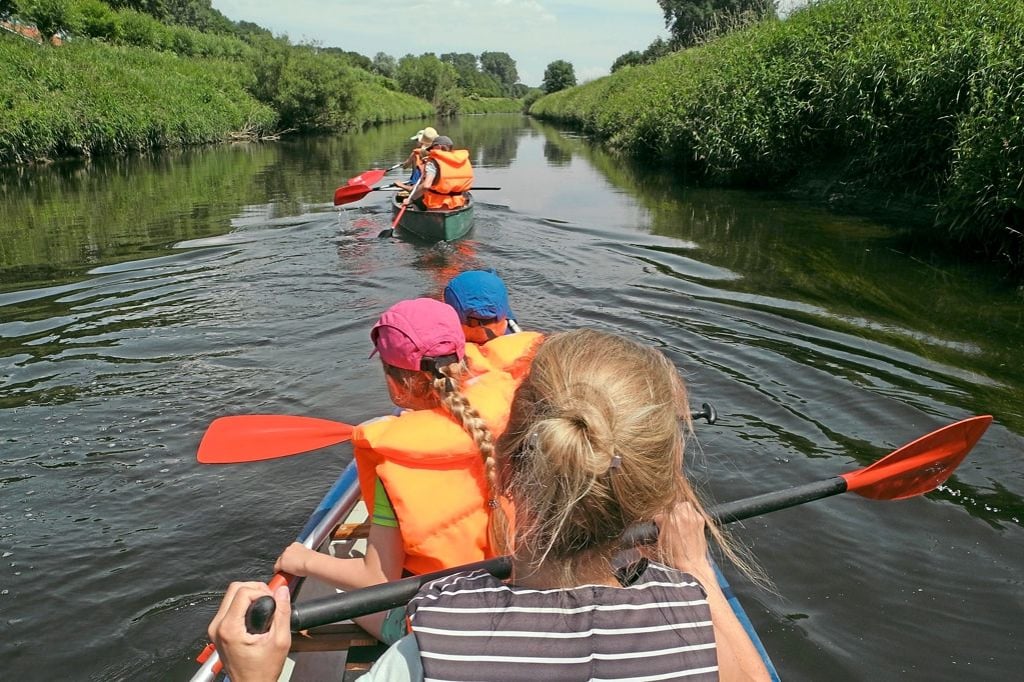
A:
[391,193,475,242]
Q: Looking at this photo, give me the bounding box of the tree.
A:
[641,36,673,62]
[1,0,17,20]
[372,52,397,79]
[479,51,518,94]
[396,53,459,104]
[509,83,531,98]
[657,0,775,48]
[441,52,505,97]
[542,60,576,93]
[441,52,478,78]
[611,50,643,72]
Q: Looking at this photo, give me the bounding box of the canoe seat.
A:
[333,521,371,540]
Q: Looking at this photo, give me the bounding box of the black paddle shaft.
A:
[286,475,848,631]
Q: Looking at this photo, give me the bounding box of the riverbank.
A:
[0,32,433,166]
[530,0,1024,274]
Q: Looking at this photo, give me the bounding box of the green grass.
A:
[0,34,276,164]
[530,0,1024,270]
[0,33,435,164]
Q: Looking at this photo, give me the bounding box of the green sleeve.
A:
[372,477,398,528]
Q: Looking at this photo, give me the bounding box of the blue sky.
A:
[211,1,806,87]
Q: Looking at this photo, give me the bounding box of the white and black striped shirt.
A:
[407,560,718,681]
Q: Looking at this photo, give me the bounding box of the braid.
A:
[434,362,496,464]
[433,362,509,555]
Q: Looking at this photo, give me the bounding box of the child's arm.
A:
[275,523,405,591]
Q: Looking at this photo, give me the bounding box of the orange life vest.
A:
[464,332,544,381]
[423,149,474,210]
[352,368,516,574]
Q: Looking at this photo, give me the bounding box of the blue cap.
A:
[443,270,514,322]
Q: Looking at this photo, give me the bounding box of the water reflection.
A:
[1,114,1022,682]
[532,119,1024,433]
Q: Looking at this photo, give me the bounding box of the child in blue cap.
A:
[443,270,522,344]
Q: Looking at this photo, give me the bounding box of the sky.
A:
[210,1,807,87]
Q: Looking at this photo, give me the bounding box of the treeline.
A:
[365,51,538,116]
[531,0,1024,272]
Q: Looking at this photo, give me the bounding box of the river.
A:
[1,114,1021,680]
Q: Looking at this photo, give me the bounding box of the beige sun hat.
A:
[410,126,439,143]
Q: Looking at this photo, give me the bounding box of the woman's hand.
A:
[208,582,291,682]
[655,500,713,580]
[274,542,315,576]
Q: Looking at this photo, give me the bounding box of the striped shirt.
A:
[407,560,718,681]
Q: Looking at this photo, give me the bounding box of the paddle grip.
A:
[245,595,277,635]
[691,402,718,425]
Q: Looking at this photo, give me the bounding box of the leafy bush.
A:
[0,33,277,163]
[115,8,160,48]
[73,0,118,40]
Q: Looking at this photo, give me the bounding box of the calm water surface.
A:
[1,115,1022,680]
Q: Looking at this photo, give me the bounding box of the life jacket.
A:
[422,149,474,210]
[464,331,544,381]
[352,368,516,574]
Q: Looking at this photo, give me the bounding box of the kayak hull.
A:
[390,194,474,242]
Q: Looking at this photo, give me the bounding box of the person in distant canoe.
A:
[208,330,771,682]
[398,126,438,187]
[403,136,474,211]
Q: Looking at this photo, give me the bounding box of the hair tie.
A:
[608,454,622,471]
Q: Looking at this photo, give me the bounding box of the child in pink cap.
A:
[274,298,515,642]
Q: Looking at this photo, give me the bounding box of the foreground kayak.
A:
[391,193,474,242]
[191,415,993,679]
[277,468,779,681]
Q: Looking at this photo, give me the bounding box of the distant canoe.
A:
[391,193,474,242]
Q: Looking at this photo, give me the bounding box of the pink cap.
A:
[370,298,465,372]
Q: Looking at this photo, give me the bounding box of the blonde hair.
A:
[383,360,495,467]
[494,329,749,584]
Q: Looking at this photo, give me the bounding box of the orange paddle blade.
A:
[348,169,386,186]
[197,415,354,464]
[843,415,992,500]
[334,183,373,206]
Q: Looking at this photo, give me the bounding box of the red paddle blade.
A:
[348,169,386,186]
[197,415,354,464]
[334,183,373,206]
[842,415,992,500]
